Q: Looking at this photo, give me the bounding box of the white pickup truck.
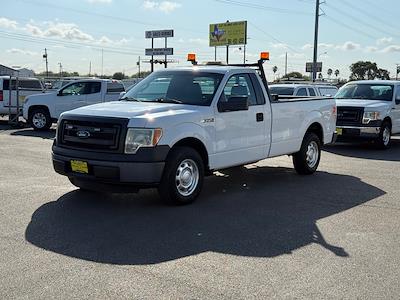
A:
[23,79,125,130]
[52,60,336,205]
[335,80,400,149]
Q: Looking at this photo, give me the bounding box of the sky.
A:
[1,0,400,80]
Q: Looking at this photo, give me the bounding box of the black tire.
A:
[158,146,204,205]
[293,132,321,175]
[375,121,391,150]
[29,108,52,131]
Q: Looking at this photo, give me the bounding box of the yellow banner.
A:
[209,21,247,47]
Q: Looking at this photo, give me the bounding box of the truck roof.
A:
[156,65,257,74]
[347,80,400,85]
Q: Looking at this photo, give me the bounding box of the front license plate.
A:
[71,160,88,174]
[336,128,343,135]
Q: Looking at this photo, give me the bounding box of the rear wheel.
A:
[375,121,391,149]
[293,132,321,175]
[158,146,204,205]
[29,108,52,131]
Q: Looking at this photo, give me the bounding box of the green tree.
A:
[112,72,125,80]
[327,68,333,78]
[349,61,378,80]
[334,69,340,79]
[285,71,303,79]
[377,68,390,80]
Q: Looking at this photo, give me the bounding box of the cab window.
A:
[308,88,316,96]
[222,74,257,106]
[297,88,307,96]
[60,82,88,96]
[87,82,101,94]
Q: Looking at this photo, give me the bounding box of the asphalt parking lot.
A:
[1,123,399,299]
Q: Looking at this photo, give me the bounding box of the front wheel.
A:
[158,146,204,205]
[293,132,321,175]
[375,121,391,149]
[29,108,52,131]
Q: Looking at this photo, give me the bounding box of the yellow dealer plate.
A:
[71,160,88,174]
[336,128,343,135]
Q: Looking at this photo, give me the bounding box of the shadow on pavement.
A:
[324,137,400,162]
[10,128,56,139]
[25,166,384,265]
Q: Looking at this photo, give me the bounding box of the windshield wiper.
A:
[153,97,183,104]
[121,97,141,102]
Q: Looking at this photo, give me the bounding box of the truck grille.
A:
[337,107,364,126]
[59,117,128,152]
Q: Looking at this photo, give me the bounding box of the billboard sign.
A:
[145,30,174,39]
[306,62,322,73]
[209,21,247,47]
[145,48,174,56]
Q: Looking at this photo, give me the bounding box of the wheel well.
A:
[383,117,392,128]
[28,105,50,118]
[172,138,209,171]
[306,122,323,143]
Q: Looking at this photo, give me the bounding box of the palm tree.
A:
[272,66,278,81]
[334,69,340,79]
[327,68,333,78]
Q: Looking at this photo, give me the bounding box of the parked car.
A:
[270,83,338,97]
[23,79,125,130]
[0,76,44,116]
[52,59,336,205]
[335,80,400,149]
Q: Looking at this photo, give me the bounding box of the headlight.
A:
[362,112,380,124]
[124,128,163,154]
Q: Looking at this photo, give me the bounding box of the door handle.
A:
[256,112,264,122]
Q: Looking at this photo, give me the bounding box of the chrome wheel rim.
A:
[382,127,390,146]
[32,112,46,128]
[175,159,199,196]
[306,141,319,168]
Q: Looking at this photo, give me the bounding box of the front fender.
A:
[161,122,213,154]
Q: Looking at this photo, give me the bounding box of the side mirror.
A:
[271,94,279,101]
[119,91,126,99]
[57,91,62,96]
[395,98,400,105]
[218,96,249,112]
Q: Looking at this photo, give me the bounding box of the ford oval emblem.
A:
[76,130,90,139]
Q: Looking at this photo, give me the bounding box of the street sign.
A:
[306,62,322,73]
[209,21,247,47]
[145,48,174,56]
[145,30,174,39]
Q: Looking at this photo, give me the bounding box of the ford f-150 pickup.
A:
[52,58,336,205]
[335,80,400,149]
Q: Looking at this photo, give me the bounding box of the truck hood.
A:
[335,98,391,110]
[62,101,207,127]
[26,91,55,101]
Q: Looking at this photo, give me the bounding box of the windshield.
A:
[335,84,393,101]
[122,71,224,106]
[269,86,295,95]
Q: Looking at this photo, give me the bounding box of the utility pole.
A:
[58,62,62,78]
[43,48,48,78]
[285,52,288,77]
[101,48,104,77]
[137,56,141,78]
[396,64,399,80]
[89,61,91,77]
[312,0,320,82]
[243,44,246,64]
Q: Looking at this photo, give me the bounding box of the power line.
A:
[324,3,389,39]
[249,21,301,54]
[323,15,377,40]
[338,0,398,33]
[213,0,312,15]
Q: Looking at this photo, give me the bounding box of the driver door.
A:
[393,85,400,134]
[213,73,266,169]
[56,82,88,117]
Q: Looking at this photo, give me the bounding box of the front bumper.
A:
[335,126,380,141]
[52,144,169,189]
